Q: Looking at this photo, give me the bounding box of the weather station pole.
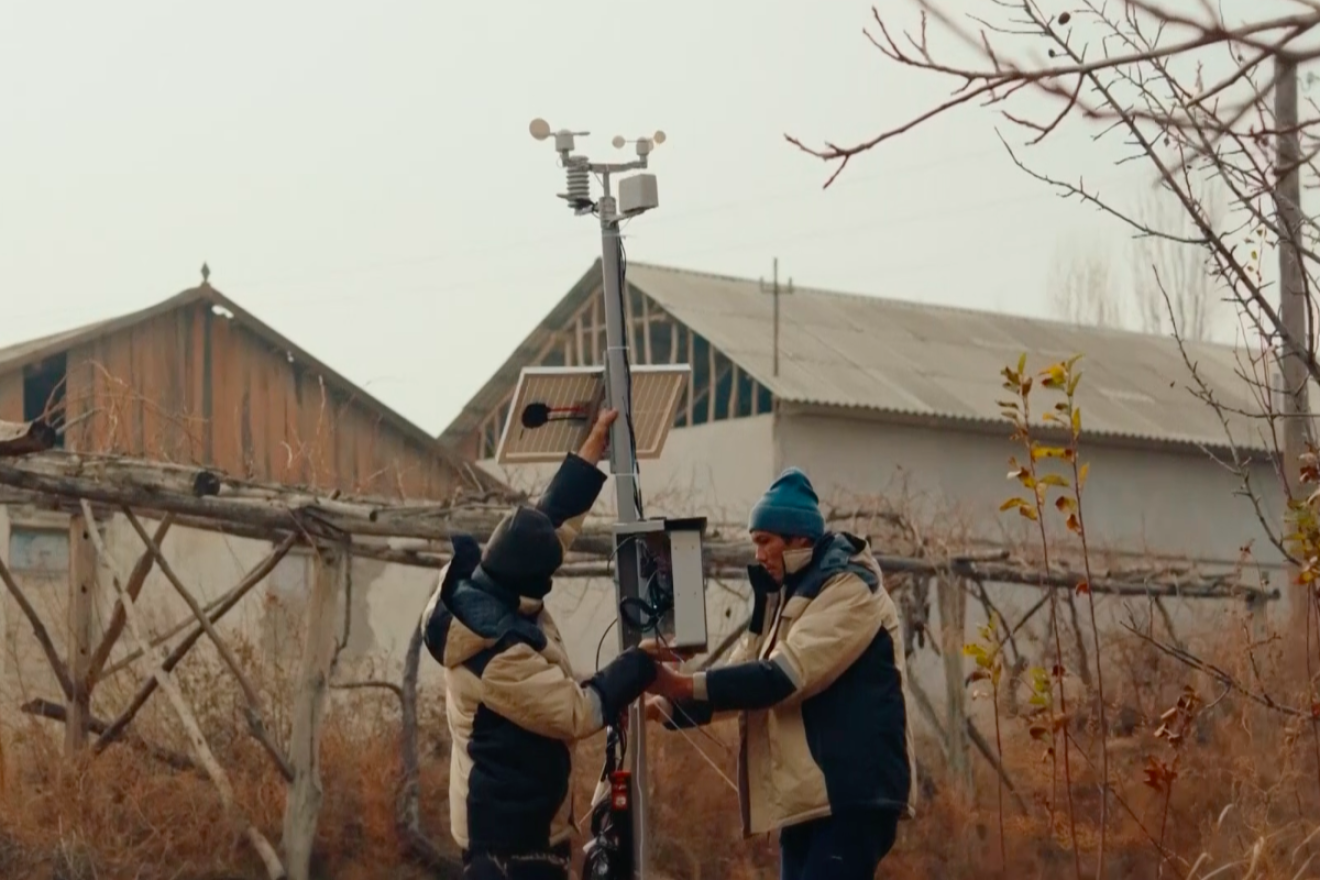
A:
[529,117,666,879]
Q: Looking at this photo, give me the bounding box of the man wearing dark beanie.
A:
[420,408,659,880]
[644,467,916,880]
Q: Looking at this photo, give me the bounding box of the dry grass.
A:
[0,615,1316,880]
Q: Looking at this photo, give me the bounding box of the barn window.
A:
[23,353,66,448]
[9,526,70,577]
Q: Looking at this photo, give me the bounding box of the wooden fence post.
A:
[281,547,344,880]
[66,512,96,756]
[936,575,972,794]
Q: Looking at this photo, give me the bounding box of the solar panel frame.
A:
[495,364,691,465]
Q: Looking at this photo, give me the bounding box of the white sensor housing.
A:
[619,173,659,215]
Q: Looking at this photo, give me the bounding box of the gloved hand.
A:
[585,647,659,721]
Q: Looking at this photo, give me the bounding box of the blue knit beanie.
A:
[748,467,825,540]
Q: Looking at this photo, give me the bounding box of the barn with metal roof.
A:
[440,259,1281,564]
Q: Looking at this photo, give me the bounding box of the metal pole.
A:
[597,179,649,879]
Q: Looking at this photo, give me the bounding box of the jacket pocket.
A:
[767,703,828,826]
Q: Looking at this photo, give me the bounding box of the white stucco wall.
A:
[774,409,1287,734]
[774,410,1284,567]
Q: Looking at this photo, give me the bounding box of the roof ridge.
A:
[625,260,1240,353]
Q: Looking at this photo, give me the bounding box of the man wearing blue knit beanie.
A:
[645,467,916,880]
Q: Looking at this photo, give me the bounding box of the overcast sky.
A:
[0,0,1296,434]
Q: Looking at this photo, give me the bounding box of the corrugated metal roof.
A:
[438,260,1275,454]
[625,262,1269,451]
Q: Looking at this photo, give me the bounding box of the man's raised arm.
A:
[533,408,618,552]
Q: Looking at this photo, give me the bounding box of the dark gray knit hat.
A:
[480,505,564,598]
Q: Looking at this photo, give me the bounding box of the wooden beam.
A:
[690,362,734,425]
[282,548,344,880]
[642,295,653,365]
[0,451,1278,603]
[668,312,678,366]
[575,312,585,367]
[23,697,199,774]
[707,341,717,423]
[86,514,174,689]
[684,327,694,426]
[0,419,56,458]
[730,363,740,418]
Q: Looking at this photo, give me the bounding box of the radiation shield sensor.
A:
[495,364,690,466]
[611,517,709,652]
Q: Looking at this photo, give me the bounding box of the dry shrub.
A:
[625,615,1320,879]
[0,625,457,880]
[0,600,1316,879]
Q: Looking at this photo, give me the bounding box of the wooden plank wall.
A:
[63,304,206,464]
[42,301,458,500]
[0,373,22,423]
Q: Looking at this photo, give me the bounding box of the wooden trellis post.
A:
[65,512,96,756]
[936,574,972,794]
[281,546,346,880]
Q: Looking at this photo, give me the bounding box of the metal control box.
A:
[611,516,709,651]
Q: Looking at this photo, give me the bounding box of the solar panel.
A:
[496,364,690,465]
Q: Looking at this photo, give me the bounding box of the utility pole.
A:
[759,258,793,377]
[1275,55,1312,652]
[530,118,665,879]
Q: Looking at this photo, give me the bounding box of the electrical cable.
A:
[594,618,618,672]
[615,231,645,518]
[652,630,732,757]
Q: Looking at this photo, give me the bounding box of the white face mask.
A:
[783,546,814,575]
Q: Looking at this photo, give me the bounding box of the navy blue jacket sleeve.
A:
[584,647,658,721]
[662,699,715,730]
[536,452,607,527]
[703,659,798,712]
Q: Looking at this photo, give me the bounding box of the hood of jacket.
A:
[422,534,548,670]
[784,531,881,598]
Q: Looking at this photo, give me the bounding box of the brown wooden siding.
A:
[33,301,460,500]
[0,372,21,423]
